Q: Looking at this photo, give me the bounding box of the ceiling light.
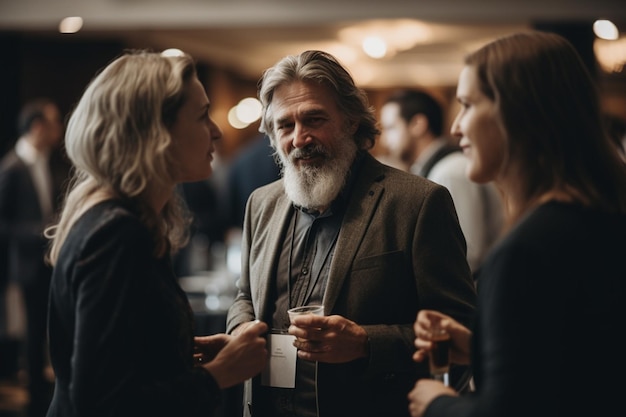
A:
[362,36,387,59]
[339,19,433,58]
[593,20,619,40]
[59,17,83,34]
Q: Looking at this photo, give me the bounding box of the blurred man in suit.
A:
[0,98,70,416]
[379,89,503,275]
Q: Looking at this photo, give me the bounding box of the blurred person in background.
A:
[0,97,70,416]
[227,50,476,417]
[225,133,280,230]
[45,50,268,417]
[408,31,626,417]
[173,178,226,276]
[379,89,503,275]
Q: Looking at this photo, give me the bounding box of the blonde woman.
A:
[45,50,268,417]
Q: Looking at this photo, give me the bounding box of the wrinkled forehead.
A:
[271,81,339,118]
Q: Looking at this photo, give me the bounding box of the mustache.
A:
[289,144,329,161]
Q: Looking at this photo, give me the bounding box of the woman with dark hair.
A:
[408,31,626,417]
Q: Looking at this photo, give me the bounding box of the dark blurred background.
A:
[0,1,625,415]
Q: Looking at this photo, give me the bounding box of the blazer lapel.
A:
[323,154,386,313]
[256,191,293,320]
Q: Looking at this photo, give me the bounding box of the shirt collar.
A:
[410,137,448,175]
[15,137,49,165]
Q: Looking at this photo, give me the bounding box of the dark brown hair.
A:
[466,31,626,222]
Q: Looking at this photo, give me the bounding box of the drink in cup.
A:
[429,327,451,386]
[287,305,324,323]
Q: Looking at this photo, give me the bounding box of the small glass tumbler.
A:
[287,305,324,323]
[428,327,451,386]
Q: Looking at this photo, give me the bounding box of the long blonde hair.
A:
[47,50,197,264]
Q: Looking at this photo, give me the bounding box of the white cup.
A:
[287,305,324,323]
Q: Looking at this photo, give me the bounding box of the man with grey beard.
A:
[226,50,476,417]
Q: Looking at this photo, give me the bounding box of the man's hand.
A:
[289,314,368,363]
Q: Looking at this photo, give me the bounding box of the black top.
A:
[426,201,626,417]
[46,200,220,417]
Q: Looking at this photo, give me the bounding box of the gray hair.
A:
[258,50,379,150]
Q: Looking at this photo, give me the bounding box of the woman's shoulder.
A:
[483,201,626,273]
[76,199,142,229]
[515,201,625,239]
[64,200,152,254]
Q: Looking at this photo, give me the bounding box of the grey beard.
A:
[280,140,357,210]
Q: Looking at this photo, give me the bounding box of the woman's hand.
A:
[203,320,269,388]
[193,334,229,365]
[412,310,472,365]
[408,379,457,417]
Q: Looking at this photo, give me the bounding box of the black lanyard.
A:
[287,208,339,308]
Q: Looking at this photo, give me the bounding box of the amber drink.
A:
[429,328,451,386]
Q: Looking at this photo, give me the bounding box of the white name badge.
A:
[261,333,297,388]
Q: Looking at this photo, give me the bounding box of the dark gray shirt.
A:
[262,153,363,417]
[272,206,343,330]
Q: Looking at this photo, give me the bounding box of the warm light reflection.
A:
[323,43,359,66]
[227,106,249,129]
[235,97,262,124]
[594,37,626,73]
[362,36,387,59]
[161,48,185,57]
[339,19,433,58]
[350,65,376,86]
[59,17,83,34]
